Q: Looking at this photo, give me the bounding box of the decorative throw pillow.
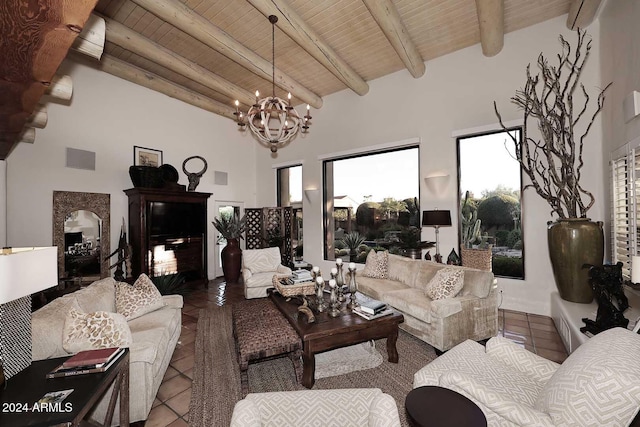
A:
[63,305,132,353]
[361,250,389,279]
[115,273,165,320]
[424,267,465,300]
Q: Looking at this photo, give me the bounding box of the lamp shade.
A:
[422,210,452,227]
[0,247,58,304]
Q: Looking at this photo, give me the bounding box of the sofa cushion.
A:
[244,271,277,289]
[458,267,495,298]
[72,277,116,313]
[62,304,133,353]
[32,295,78,360]
[356,277,410,301]
[534,327,640,426]
[386,254,420,286]
[412,262,441,292]
[128,306,181,376]
[115,273,165,320]
[242,247,282,274]
[383,288,434,323]
[361,250,388,279]
[424,267,465,300]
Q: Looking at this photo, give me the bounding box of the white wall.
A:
[599,1,640,261]
[6,57,258,279]
[254,16,606,316]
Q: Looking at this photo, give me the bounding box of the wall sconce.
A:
[424,173,450,196]
[304,188,319,202]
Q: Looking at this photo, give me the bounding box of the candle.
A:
[336,258,343,265]
[331,267,338,275]
[632,256,640,284]
[312,266,320,273]
[349,262,356,270]
[315,277,323,285]
[329,279,336,288]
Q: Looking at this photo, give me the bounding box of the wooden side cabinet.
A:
[125,188,211,287]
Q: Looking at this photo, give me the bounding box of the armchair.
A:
[230,388,401,427]
[242,247,291,299]
[413,327,640,426]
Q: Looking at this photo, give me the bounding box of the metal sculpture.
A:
[182,155,208,191]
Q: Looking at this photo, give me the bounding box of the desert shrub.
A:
[356,202,380,227]
[506,229,522,248]
[492,256,523,277]
[513,240,523,250]
[334,240,346,249]
[494,230,510,246]
[477,194,519,229]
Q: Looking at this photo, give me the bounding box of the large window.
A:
[323,146,420,262]
[277,165,303,260]
[457,129,524,279]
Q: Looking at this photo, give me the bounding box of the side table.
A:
[405,386,486,427]
[0,348,130,427]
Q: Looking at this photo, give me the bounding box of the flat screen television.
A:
[148,201,205,237]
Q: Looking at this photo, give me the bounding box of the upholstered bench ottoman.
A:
[232,299,303,396]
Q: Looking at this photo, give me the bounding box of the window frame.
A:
[456,126,525,279]
[322,144,421,261]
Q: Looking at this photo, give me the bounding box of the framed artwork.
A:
[133,146,163,167]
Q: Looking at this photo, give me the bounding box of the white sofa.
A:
[414,327,640,426]
[241,247,292,299]
[230,388,401,427]
[31,277,183,425]
[357,254,498,351]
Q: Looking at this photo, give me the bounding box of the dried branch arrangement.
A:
[494,29,611,219]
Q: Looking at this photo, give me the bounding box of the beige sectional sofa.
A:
[31,277,183,425]
[357,254,498,352]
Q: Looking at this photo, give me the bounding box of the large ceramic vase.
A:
[547,218,603,303]
[221,238,242,283]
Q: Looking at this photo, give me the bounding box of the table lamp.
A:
[422,210,452,263]
[0,247,57,384]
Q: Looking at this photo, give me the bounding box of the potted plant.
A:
[212,214,246,283]
[460,191,492,271]
[340,231,366,261]
[494,30,611,302]
[399,226,435,260]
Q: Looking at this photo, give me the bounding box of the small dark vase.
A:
[548,218,603,303]
[221,238,242,283]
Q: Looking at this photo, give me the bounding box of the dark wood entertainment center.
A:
[125,188,211,287]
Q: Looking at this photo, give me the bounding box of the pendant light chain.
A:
[271,16,276,98]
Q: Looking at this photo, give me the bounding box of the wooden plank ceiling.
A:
[2,0,604,159]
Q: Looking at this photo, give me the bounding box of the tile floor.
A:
[144,278,568,426]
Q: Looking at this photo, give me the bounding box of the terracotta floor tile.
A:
[171,354,195,373]
[503,318,529,329]
[182,368,194,380]
[152,398,162,409]
[502,324,531,336]
[145,404,179,427]
[503,310,527,321]
[162,366,179,382]
[528,321,558,332]
[502,332,534,345]
[533,337,566,352]
[527,314,555,325]
[167,418,189,427]
[531,328,562,340]
[165,388,192,416]
[156,375,192,402]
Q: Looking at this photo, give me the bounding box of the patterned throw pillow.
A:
[361,250,389,279]
[424,267,465,300]
[115,273,165,320]
[63,305,132,353]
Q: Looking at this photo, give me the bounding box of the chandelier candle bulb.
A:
[336,258,343,265]
[331,267,338,275]
[349,262,356,270]
[632,256,640,284]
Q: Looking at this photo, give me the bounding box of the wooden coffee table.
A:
[268,288,404,388]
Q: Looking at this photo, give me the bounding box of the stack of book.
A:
[284,269,313,285]
[47,347,125,378]
[353,299,393,320]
